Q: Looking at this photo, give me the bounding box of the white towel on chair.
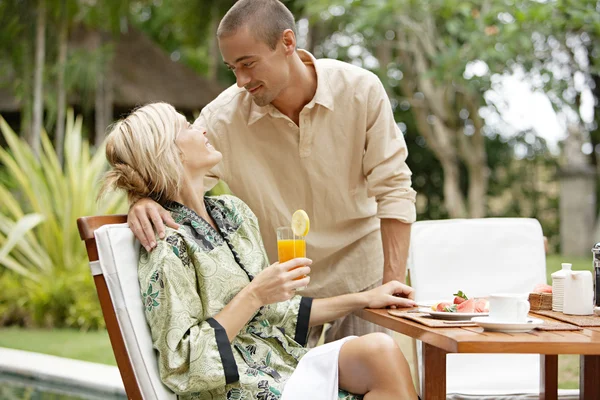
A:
[281,336,357,400]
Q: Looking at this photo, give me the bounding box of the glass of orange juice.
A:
[277,227,306,263]
[277,227,307,282]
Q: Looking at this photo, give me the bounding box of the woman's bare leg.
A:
[338,332,418,400]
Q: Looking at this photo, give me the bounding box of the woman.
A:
[101,103,418,400]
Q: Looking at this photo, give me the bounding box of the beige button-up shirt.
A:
[196,50,416,297]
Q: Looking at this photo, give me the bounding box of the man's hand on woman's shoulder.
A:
[128,198,179,251]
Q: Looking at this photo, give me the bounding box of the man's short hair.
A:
[217,0,296,50]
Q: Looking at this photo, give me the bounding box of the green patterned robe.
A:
[139,195,361,400]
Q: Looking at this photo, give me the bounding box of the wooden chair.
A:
[77,216,176,400]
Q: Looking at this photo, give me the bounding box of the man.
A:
[128,0,417,344]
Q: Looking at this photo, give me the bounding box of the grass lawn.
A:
[0,327,116,366]
[0,253,593,390]
[545,254,592,284]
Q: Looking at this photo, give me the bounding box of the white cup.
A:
[489,293,530,323]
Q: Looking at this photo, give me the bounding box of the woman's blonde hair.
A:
[99,102,186,204]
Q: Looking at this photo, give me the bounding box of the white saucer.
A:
[471,316,544,333]
[418,308,488,321]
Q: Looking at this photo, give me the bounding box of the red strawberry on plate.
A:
[436,302,454,312]
[453,290,469,305]
[456,298,475,313]
[474,298,489,313]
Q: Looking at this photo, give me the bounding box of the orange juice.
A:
[277,239,306,263]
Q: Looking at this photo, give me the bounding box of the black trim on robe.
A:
[207,317,239,384]
[295,296,313,346]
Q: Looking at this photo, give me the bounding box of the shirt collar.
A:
[247,49,334,126]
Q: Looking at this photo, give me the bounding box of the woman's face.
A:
[175,115,222,174]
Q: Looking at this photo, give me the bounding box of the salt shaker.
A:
[592,243,600,307]
[551,263,572,312]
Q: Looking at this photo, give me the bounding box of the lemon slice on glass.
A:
[291,209,310,237]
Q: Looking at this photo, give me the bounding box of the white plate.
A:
[471,316,544,333]
[418,308,488,321]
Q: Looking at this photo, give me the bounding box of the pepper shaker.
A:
[592,243,600,307]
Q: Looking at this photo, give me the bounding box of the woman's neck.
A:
[174,173,216,229]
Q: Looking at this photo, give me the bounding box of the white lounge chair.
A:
[407,218,579,399]
[78,216,176,400]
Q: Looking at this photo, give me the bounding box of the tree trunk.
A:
[90,31,114,148]
[55,0,68,164]
[20,46,33,140]
[395,31,469,218]
[30,0,46,156]
[375,39,393,97]
[459,94,489,218]
[409,95,469,218]
[104,61,114,142]
[207,4,219,81]
[588,72,600,237]
[94,62,113,148]
[306,19,322,54]
[440,157,468,218]
[94,69,105,147]
[467,162,487,218]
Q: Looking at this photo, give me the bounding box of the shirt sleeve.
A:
[363,76,417,223]
[194,109,225,193]
[138,231,239,395]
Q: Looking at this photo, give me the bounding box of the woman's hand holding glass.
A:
[246,258,312,306]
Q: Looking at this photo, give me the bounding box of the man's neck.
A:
[271,51,317,125]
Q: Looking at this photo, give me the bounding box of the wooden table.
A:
[355,309,600,400]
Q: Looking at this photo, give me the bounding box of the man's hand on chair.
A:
[128,198,179,251]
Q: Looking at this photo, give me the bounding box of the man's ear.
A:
[281,29,296,54]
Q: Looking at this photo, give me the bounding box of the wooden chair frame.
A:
[77,215,142,400]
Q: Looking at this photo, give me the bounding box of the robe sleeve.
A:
[138,231,239,395]
[266,295,313,346]
[229,196,315,346]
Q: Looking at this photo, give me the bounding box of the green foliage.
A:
[206,180,232,197]
[546,254,592,284]
[0,110,127,329]
[485,131,560,251]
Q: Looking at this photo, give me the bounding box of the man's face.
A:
[219,26,290,106]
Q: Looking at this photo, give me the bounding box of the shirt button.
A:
[288,122,294,127]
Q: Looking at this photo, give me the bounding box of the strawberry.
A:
[436,302,454,312]
[456,298,475,313]
[533,283,552,294]
[453,290,469,304]
[474,298,489,313]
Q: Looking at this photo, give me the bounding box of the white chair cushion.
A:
[409,218,547,396]
[95,223,177,400]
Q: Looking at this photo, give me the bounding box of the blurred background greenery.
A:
[0,0,599,390]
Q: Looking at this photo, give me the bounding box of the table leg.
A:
[421,343,446,400]
[580,355,600,400]
[540,355,558,400]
